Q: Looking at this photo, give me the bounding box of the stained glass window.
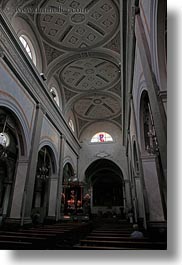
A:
[91,132,113,143]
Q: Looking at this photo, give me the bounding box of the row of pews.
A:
[74,220,167,250]
[0,222,92,250]
[0,219,167,250]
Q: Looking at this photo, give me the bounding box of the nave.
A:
[0,0,167,250]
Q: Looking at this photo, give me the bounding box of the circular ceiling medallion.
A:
[37,0,119,50]
[71,14,86,23]
[93,98,102,105]
[73,94,121,120]
[60,57,120,91]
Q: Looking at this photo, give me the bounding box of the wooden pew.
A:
[80,239,167,250]
[73,245,139,250]
[0,231,56,249]
[0,234,47,249]
[0,222,92,250]
[0,240,32,250]
[85,236,150,242]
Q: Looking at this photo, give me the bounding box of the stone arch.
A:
[84,158,124,215]
[85,158,124,182]
[0,100,30,157]
[31,144,58,224]
[150,0,167,91]
[0,105,29,220]
[63,156,75,168]
[39,140,58,177]
[63,161,75,184]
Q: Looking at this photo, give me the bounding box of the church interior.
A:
[0,0,167,250]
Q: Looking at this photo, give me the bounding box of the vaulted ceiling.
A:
[2,0,122,137]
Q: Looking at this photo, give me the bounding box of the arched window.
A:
[50,87,60,106]
[91,132,113,143]
[19,35,36,65]
[69,119,74,132]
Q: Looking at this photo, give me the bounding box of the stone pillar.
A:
[141,155,165,222]
[124,180,132,210]
[56,135,65,221]
[127,133,138,222]
[135,14,167,185]
[47,175,58,220]
[131,180,138,223]
[21,104,45,224]
[2,183,11,216]
[122,182,127,214]
[130,98,148,228]
[4,159,29,225]
[134,176,144,220]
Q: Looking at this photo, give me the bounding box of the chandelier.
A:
[0,116,10,159]
[36,148,49,180]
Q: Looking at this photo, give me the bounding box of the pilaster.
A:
[56,134,66,221]
[141,155,165,222]
[21,103,45,223]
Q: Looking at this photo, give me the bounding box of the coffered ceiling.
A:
[2,0,122,137]
[37,0,119,51]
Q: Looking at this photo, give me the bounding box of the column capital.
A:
[60,134,66,141]
[36,103,46,114]
[141,154,158,162]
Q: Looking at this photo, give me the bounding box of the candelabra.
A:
[36,166,49,180]
[36,148,49,180]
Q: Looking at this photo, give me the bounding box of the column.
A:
[131,97,148,228]
[141,155,165,222]
[124,180,132,210]
[134,176,144,220]
[22,104,45,224]
[47,174,58,220]
[122,182,127,215]
[9,160,29,220]
[56,134,66,221]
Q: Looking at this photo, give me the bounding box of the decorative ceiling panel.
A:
[36,0,119,51]
[60,57,120,92]
[73,93,121,120]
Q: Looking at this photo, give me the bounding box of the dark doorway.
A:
[85,159,124,213]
